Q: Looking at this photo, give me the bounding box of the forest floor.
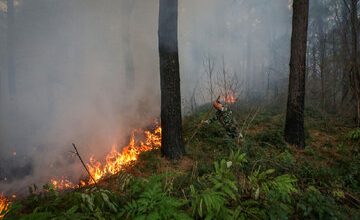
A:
[3,104,360,219]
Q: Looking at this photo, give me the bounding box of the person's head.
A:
[213,97,223,111]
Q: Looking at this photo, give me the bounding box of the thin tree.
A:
[158,0,185,159]
[284,0,309,148]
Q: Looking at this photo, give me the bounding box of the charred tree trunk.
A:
[350,0,360,126]
[7,0,16,97]
[284,0,309,148]
[158,0,185,160]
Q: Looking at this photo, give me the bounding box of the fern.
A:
[211,159,238,200]
[121,175,191,220]
[190,185,232,220]
[189,152,243,219]
[247,168,298,219]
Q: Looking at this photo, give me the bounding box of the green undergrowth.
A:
[3,105,360,219]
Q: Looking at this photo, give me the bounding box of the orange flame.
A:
[87,126,161,184]
[51,125,162,189]
[224,91,237,104]
[50,177,76,190]
[0,194,9,219]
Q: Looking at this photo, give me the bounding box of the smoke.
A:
[0,0,160,194]
[0,0,291,194]
[179,0,292,107]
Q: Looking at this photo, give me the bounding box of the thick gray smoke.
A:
[0,0,291,194]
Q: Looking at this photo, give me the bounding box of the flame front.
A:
[87,126,161,183]
[0,194,9,219]
[48,125,161,189]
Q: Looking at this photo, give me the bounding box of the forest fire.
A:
[0,194,9,219]
[51,125,162,189]
[225,91,237,104]
[87,126,162,184]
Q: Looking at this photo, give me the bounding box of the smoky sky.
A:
[0,0,291,194]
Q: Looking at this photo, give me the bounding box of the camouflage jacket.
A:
[208,106,238,128]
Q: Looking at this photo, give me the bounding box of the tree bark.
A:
[349,0,360,126]
[158,0,185,160]
[319,36,326,110]
[7,0,16,97]
[284,0,309,148]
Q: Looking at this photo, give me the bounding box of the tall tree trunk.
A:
[158,0,185,160]
[7,0,16,97]
[284,0,309,148]
[319,36,326,110]
[331,31,338,109]
[350,0,360,126]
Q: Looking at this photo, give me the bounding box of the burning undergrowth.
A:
[50,124,162,190]
[0,123,162,217]
[0,195,9,219]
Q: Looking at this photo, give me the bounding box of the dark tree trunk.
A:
[284,0,309,148]
[350,0,360,126]
[158,0,185,160]
[319,36,326,110]
[7,0,16,97]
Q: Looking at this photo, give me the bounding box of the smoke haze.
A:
[0,0,291,194]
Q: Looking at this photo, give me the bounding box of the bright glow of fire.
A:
[50,177,76,190]
[225,91,237,104]
[51,125,161,189]
[0,194,9,219]
[87,126,162,184]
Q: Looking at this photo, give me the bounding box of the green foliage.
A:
[248,168,298,219]
[276,150,296,167]
[190,185,231,220]
[297,186,343,220]
[189,150,246,219]
[255,127,285,148]
[10,109,360,219]
[116,172,134,192]
[121,175,191,220]
[346,128,360,142]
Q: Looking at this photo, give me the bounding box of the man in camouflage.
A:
[204,97,243,142]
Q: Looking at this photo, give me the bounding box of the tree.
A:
[284,0,309,148]
[7,0,16,97]
[348,0,360,126]
[158,0,185,159]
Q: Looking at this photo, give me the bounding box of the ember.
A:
[0,194,9,219]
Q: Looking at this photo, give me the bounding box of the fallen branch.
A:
[72,143,98,187]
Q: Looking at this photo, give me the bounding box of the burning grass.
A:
[51,125,162,189]
[0,194,9,219]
